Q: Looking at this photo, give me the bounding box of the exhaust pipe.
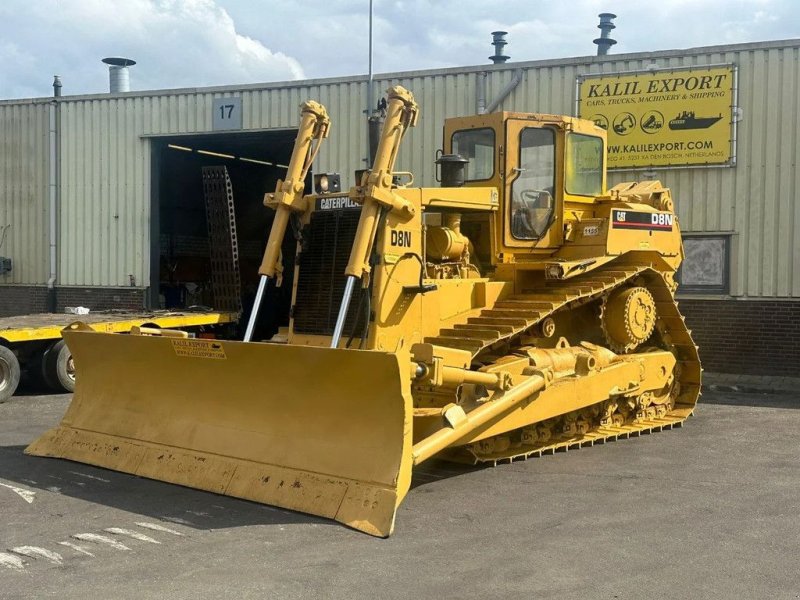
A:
[102,57,136,93]
[593,14,617,56]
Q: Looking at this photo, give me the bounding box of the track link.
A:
[422,264,701,464]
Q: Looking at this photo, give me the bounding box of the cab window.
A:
[565,133,603,196]
[451,128,495,181]
[511,127,555,240]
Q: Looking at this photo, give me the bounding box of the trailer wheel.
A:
[0,345,21,402]
[42,340,76,393]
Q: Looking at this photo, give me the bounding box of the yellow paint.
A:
[578,65,734,168]
[0,312,237,343]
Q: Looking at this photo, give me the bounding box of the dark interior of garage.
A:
[151,129,304,339]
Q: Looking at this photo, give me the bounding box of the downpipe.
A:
[485,68,523,114]
[476,71,487,114]
[47,90,60,312]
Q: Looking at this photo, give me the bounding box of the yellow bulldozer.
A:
[27,86,700,537]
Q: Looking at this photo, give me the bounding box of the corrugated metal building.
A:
[1,38,798,375]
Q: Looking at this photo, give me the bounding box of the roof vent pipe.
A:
[52,75,62,97]
[593,13,617,56]
[102,57,136,93]
[489,31,510,64]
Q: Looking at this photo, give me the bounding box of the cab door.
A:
[503,119,563,251]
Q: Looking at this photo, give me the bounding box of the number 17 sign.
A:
[212,97,243,131]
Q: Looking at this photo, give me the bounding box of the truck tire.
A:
[0,345,21,402]
[42,340,76,393]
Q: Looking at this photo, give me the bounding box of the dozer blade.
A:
[26,329,414,537]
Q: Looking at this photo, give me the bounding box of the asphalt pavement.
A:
[1,388,798,600]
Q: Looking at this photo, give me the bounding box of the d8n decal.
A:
[612,210,674,231]
[390,230,412,247]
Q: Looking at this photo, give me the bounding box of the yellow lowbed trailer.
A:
[0,310,237,401]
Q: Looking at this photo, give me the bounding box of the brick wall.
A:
[679,298,800,377]
[0,286,145,317]
[0,285,48,315]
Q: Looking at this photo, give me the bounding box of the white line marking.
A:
[72,533,130,551]
[10,546,63,565]
[46,486,62,493]
[161,516,194,525]
[185,510,210,516]
[58,541,95,557]
[0,552,25,571]
[0,482,36,503]
[104,527,161,544]
[136,522,184,536]
[69,471,111,483]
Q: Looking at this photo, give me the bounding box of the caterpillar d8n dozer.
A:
[27,86,700,537]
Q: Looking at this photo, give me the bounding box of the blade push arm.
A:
[244,100,330,342]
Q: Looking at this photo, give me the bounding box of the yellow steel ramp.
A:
[26,327,413,537]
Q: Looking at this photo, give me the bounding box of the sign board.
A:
[577,65,736,169]
[212,97,243,131]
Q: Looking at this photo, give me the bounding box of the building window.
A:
[677,234,731,295]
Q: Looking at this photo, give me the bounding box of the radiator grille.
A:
[292,209,363,336]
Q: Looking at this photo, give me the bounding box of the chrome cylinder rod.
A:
[243,275,269,342]
[330,275,357,348]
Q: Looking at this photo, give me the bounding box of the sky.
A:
[0,0,798,99]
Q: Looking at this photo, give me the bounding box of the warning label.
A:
[172,339,227,359]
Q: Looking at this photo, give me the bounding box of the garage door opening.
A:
[150,129,304,340]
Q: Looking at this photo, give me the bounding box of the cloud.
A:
[0,0,305,99]
[0,0,797,99]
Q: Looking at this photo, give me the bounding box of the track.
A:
[422,263,701,464]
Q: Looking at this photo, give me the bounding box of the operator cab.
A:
[444,112,606,263]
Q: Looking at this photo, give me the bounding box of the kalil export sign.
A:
[577,65,736,169]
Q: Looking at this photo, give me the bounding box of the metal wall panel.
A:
[54,81,379,287]
[1,39,797,296]
[0,100,49,284]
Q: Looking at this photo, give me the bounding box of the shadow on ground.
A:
[0,444,325,531]
[410,458,484,490]
[1,443,486,532]
[699,389,798,409]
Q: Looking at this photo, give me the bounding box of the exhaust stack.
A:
[102,57,136,93]
[593,13,617,56]
[489,31,510,64]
